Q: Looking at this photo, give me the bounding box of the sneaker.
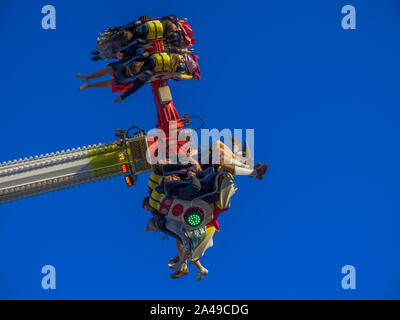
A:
[256,163,269,180]
[195,268,208,281]
[77,72,88,82]
[250,163,262,178]
[168,262,178,270]
[170,267,189,279]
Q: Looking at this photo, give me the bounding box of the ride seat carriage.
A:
[96,19,165,60]
[157,171,238,262]
[113,51,194,85]
[95,17,193,61]
[146,52,194,82]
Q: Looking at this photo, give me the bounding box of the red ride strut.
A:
[147,80,187,159]
[151,80,185,133]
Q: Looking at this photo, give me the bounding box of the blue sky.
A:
[1,0,400,299]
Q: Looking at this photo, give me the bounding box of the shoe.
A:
[79,83,89,91]
[168,262,178,270]
[170,267,189,279]
[195,268,208,281]
[256,163,269,180]
[77,72,88,82]
[169,256,179,264]
[250,163,262,178]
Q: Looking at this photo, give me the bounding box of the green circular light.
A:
[185,209,204,227]
[187,213,201,226]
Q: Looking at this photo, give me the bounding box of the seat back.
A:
[192,172,237,209]
[190,226,219,263]
[216,173,237,210]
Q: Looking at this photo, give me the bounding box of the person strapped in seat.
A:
[92,14,195,62]
[142,166,210,280]
[77,51,200,102]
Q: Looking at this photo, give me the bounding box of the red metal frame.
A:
[147,80,187,157]
[151,80,184,130]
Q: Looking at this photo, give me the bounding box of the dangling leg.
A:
[221,141,253,166]
[211,141,249,167]
[170,239,192,278]
[221,163,268,180]
[240,141,253,165]
[165,221,190,278]
[193,260,208,281]
[77,67,113,82]
[208,140,232,165]
[216,140,253,166]
[170,256,189,278]
[227,157,253,168]
[169,241,182,264]
[79,79,112,91]
[168,243,189,278]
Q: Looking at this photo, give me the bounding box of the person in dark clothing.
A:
[163,171,201,200]
[162,164,217,202]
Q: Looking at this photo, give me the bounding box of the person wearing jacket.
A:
[162,163,217,201]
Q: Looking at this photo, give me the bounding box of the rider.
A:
[113,51,200,103]
[93,15,195,61]
[155,153,266,272]
[142,195,209,280]
[77,51,200,102]
[144,162,211,280]
[143,143,267,280]
[190,140,269,179]
[162,164,217,202]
